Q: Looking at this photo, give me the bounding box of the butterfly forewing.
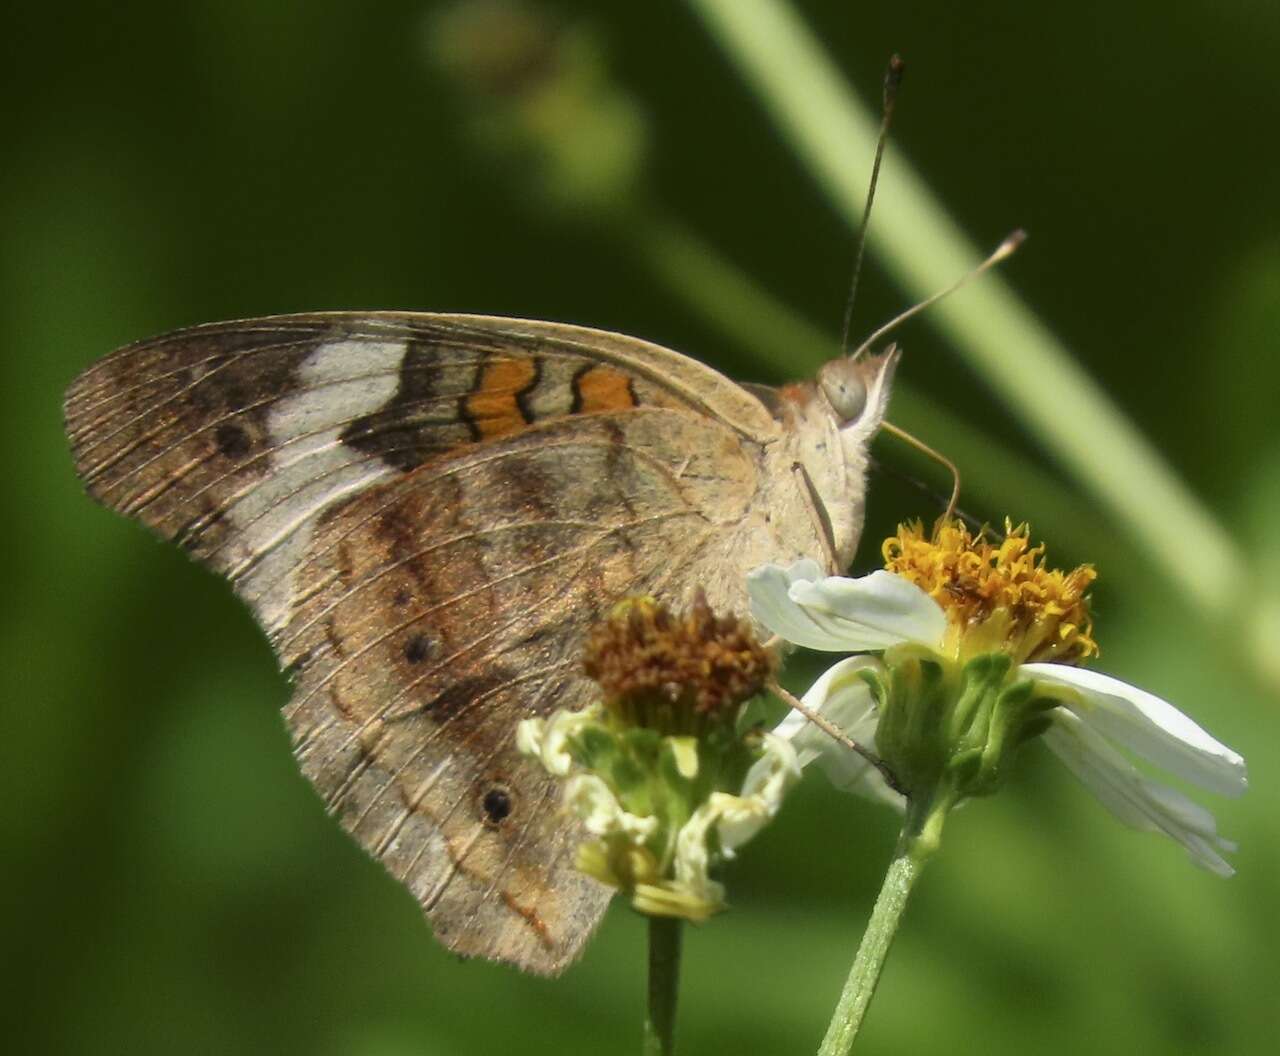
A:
[63,312,792,973]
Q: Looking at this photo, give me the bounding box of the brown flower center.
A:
[583,593,775,732]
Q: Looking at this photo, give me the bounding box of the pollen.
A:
[883,519,1098,664]
[583,593,775,731]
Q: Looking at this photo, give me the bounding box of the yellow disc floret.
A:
[883,519,1097,664]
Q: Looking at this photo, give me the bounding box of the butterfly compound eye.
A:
[818,359,868,422]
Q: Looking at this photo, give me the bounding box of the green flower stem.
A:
[818,801,942,1055]
[816,847,924,1054]
[644,915,683,1056]
[686,0,1247,621]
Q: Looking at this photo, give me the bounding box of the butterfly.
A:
[63,312,896,974]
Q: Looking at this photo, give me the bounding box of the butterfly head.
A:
[817,345,899,442]
[765,345,900,572]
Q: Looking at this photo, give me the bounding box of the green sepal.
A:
[949,653,1013,745]
[615,727,665,817]
[572,723,619,771]
[1013,710,1056,747]
[876,654,951,796]
[877,647,1066,808]
[856,666,888,707]
[945,746,985,786]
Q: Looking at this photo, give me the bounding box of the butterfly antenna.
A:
[839,54,905,358]
[869,453,987,534]
[880,420,962,535]
[852,229,1026,359]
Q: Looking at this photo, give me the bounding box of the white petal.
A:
[708,792,771,856]
[749,562,945,651]
[674,801,722,901]
[787,570,947,651]
[747,560,856,650]
[563,774,656,841]
[1044,710,1238,876]
[775,656,904,809]
[1025,664,1246,798]
[541,705,599,776]
[514,717,545,758]
[666,736,802,868]
[738,732,801,815]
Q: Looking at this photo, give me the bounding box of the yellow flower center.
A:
[882,519,1098,664]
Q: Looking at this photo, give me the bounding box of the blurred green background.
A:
[6,1,1278,1053]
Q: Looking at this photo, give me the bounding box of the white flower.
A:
[519,707,800,921]
[670,733,801,907]
[749,559,1248,876]
[711,732,801,855]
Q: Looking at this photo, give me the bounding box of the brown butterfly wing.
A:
[63,312,777,973]
[281,409,757,969]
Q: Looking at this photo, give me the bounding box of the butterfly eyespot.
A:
[214,423,252,459]
[818,359,868,422]
[403,633,432,664]
[481,786,514,826]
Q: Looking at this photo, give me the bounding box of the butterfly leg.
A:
[790,461,841,574]
[768,677,905,796]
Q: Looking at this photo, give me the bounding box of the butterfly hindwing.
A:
[282,406,762,968]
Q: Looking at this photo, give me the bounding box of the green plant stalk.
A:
[817,800,942,1056]
[817,851,919,1055]
[644,915,683,1056]
[686,0,1246,621]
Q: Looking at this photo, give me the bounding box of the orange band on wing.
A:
[465,357,538,440]
[572,366,636,414]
